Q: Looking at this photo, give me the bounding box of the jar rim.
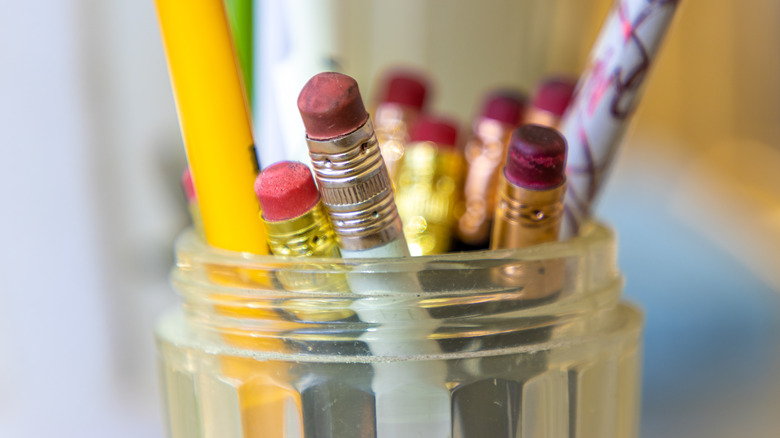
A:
[167,220,626,357]
[175,220,614,272]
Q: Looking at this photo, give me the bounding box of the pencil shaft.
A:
[559,0,681,235]
[155,0,267,253]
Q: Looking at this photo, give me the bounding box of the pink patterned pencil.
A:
[559,0,682,236]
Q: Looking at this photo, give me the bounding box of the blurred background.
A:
[1,0,779,437]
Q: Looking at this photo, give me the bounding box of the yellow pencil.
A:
[154,1,297,436]
[154,0,267,254]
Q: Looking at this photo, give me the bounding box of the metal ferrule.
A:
[263,201,340,258]
[262,203,355,322]
[490,173,566,250]
[524,108,561,129]
[457,118,514,246]
[490,258,566,302]
[373,103,416,181]
[306,119,404,251]
[395,142,464,255]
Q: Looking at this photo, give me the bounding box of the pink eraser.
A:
[480,90,526,126]
[297,72,369,140]
[380,69,429,110]
[531,76,577,117]
[181,168,196,202]
[505,124,567,190]
[409,115,459,148]
[254,161,321,222]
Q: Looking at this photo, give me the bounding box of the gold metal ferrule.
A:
[262,202,354,322]
[490,257,567,302]
[262,201,339,258]
[524,108,561,129]
[306,119,404,251]
[395,141,464,255]
[490,174,566,250]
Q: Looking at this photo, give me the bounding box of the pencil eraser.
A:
[297,72,369,140]
[409,115,459,148]
[480,90,526,126]
[505,124,567,190]
[254,161,321,222]
[379,69,429,110]
[181,168,196,202]
[531,76,577,117]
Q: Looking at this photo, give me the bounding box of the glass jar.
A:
[156,221,641,438]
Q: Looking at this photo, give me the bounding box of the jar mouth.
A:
[169,221,624,358]
[172,220,620,304]
[175,220,614,273]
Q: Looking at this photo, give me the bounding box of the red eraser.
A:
[297,72,369,140]
[505,124,567,190]
[379,69,429,110]
[409,115,459,148]
[181,168,196,202]
[480,90,526,126]
[254,161,321,222]
[531,76,577,117]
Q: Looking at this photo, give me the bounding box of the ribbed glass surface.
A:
[156,222,642,438]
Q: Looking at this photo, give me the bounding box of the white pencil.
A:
[298,72,450,438]
[559,0,682,237]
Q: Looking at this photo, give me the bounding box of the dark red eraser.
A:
[480,90,527,126]
[181,168,196,202]
[254,161,321,222]
[297,72,369,140]
[379,69,429,110]
[409,115,459,148]
[531,76,577,116]
[505,124,567,190]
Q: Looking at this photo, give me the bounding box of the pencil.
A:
[154,1,291,436]
[154,0,267,254]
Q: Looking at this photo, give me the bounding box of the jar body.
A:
[156,223,642,438]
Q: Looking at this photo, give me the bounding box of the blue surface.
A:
[600,187,780,405]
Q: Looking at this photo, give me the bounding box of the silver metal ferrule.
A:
[306,119,404,251]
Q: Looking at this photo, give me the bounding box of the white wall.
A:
[0,1,181,436]
[0,1,778,437]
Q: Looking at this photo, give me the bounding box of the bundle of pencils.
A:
[156,0,680,258]
[154,0,680,436]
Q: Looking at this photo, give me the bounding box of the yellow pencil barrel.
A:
[154,0,267,254]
